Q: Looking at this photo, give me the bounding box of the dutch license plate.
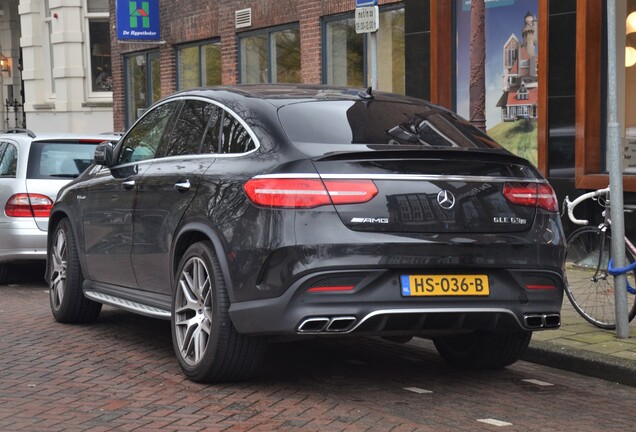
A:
[401,274,489,296]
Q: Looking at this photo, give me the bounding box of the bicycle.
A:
[563,187,636,329]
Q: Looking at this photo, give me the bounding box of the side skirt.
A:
[83,280,171,320]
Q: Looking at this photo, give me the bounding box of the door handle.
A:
[122,180,135,190]
[174,180,191,192]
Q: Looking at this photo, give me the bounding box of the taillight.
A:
[243,177,377,208]
[5,193,53,217]
[503,182,558,212]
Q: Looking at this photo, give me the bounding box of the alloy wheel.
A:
[50,228,67,310]
[174,256,213,366]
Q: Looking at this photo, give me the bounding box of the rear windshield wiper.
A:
[48,174,79,178]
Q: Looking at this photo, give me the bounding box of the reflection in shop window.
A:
[239,26,300,84]
[324,7,405,94]
[325,17,364,87]
[177,41,221,89]
[125,51,161,126]
[89,20,112,92]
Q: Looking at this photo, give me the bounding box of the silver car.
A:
[0,129,120,284]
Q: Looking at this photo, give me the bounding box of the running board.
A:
[84,290,171,320]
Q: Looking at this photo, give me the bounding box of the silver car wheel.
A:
[50,228,67,310]
[174,256,213,366]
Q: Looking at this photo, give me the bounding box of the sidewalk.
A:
[523,298,636,387]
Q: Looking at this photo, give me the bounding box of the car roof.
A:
[32,133,121,142]
[0,131,120,143]
[166,84,433,108]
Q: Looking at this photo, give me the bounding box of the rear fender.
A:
[172,221,235,302]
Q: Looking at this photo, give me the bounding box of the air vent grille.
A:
[235,8,252,29]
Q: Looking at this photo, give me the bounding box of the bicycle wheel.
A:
[565,226,636,329]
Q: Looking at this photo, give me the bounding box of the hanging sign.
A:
[116,0,160,41]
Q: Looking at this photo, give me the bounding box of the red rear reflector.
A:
[307,285,355,293]
[243,177,377,208]
[5,193,53,217]
[503,182,558,212]
[525,284,557,290]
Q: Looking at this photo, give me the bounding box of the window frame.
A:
[175,39,222,90]
[574,0,636,191]
[124,50,161,128]
[321,12,366,87]
[84,0,111,98]
[321,4,406,90]
[237,23,301,84]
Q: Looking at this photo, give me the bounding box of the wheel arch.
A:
[172,222,235,302]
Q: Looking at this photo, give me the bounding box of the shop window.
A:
[239,26,300,84]
[574,0,636,190]
[454,1,539,166]
[623,0,636,173]
[177,41,222,89]
[323,6,405,94]
[125,51,161,126]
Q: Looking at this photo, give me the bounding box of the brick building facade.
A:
[109,0,421,132]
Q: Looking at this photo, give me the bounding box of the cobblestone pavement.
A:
[2,270,636,431]
[525,295,636,386]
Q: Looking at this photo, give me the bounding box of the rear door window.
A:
[0,142,18,177]
[162,100,218,157]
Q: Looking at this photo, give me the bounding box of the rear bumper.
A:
[0,220,47,263]
[229,268,565,336]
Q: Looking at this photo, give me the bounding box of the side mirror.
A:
[93,141,115,167]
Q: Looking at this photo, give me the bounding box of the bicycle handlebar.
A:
[563,187,610,225]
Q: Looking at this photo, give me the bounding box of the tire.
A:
[565,226,636,329]
[0,264,9,285]
[433,331,532,370]
[49,218,102,323]
[171,241,266,382]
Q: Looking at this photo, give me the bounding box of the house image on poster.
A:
[496,11,538,122]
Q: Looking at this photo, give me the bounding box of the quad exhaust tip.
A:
[297,316,357,333]
[524,313,560,329]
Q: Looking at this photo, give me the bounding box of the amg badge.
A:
[351,217,389,224]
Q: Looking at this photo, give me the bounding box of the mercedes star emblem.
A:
[437,190,456,210]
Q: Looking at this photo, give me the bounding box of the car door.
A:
[131,98,220,293]
[81,101,179,287]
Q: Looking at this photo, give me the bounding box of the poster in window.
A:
[455,0,538,166]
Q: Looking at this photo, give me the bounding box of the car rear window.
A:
[27,141,103,179]
[278,100,502,150]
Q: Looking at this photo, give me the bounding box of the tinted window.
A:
[201,107,222,154]
[164,100,217,157]
[278,100,502,149]
[220,110,255,154]
[27,142,99,179]
[0,142,18,177]
[118,101,178,164]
